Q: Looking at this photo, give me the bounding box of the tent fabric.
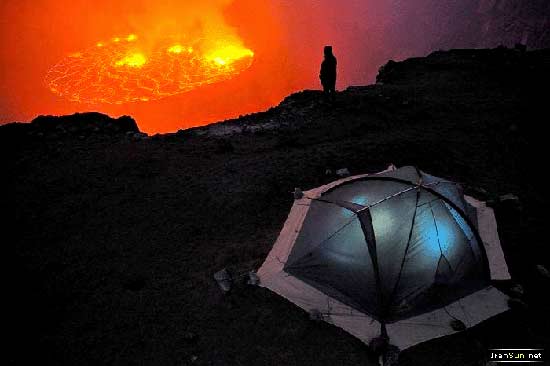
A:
[258,166,510,350]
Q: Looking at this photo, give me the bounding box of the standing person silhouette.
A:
[319,45,337,98]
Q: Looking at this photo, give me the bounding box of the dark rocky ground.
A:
[4,47,550,365]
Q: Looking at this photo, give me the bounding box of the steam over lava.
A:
[45,33,254,104]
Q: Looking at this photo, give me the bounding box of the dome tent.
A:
[258,166,510,351]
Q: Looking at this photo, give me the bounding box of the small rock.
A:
[509,284,524,298]
[190,355,198,363]
[450,319,467,331]
[499,193,519,203]
[247,271,260,285]
[472,186,488,196]
[335,168,350,177]
[293,188,304,199]
[325,169,333,176]
[213,268,232,292]
[536,265,550,279]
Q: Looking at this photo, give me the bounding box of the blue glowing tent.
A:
[258,166,510,350]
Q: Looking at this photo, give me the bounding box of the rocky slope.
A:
[2,112,142,140]
[472,0,550,49]
[4,47,550,365]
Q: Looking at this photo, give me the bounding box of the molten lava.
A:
[2,0,393,133]
[115,52,147,68]
[45,34,254,104]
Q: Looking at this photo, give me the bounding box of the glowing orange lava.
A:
[45,34,254,104]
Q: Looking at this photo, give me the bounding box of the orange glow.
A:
[167,44,184,54]
[1,0,380,133]
[2,1,508,134]
[206,45,254,66]
[45,34,254,104]
[167,44,194,54]
[114,51,147,67]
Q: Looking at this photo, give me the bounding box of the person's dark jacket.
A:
[320,52,337,88]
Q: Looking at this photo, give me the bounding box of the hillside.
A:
[4,47,550,365]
